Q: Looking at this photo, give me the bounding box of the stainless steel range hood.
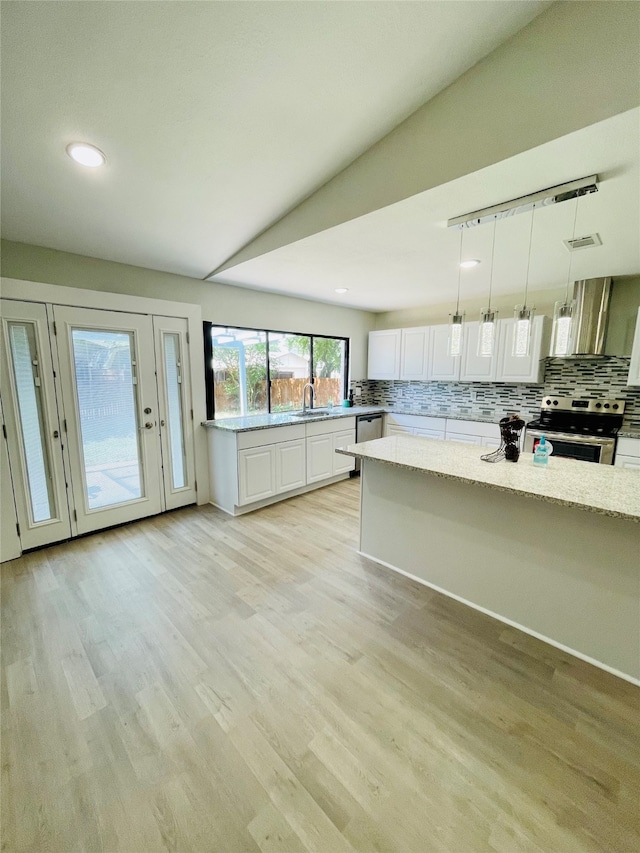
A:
[566,277,612,357]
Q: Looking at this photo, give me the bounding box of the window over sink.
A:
[204,323,349,420]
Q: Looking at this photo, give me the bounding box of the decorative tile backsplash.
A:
[351,357,640,432]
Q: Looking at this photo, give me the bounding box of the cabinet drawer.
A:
[616,437,640,458]
[445,419,497,439]
[237,424,305,449]
[305,416,355,436]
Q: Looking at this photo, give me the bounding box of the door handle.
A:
[139,422,154,431]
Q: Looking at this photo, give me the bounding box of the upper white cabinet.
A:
[460,322,498,382]
[428,324,461,381]
[368,329,401,380]
[628,307,640,386]
[496,315,551,384]
[368,317,551,383]
[399,327,430,381]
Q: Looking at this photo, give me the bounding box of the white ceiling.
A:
[1,1,550,282]
[213,109,640,311]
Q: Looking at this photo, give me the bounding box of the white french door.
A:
[153,316,197,510]
[0,301,72,549]
[53,306,164,535]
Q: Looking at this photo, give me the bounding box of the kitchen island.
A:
[337,435,640,683]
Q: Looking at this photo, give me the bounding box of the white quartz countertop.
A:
[337,434,640,522]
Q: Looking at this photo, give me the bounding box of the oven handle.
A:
[525,429,615,447]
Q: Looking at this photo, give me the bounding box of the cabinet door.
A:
[238,445,276,505]
[496,316,548,383]
[400,328,429,381]
[333,430,356,475]
[368,330,401,380]
[428,324,461,381]
[446,431,482,445]
[614,455,640,470]
[480,436,501,449]
[460,322,498,382]
[275,439,306,494]
[306,434,334,483]
[414,427,445,440]
[385,424,413,437]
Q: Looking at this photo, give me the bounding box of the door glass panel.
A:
[7,322,55,522]
[71,328,143,509]
[163,333,186,489]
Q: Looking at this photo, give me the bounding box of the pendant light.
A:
[550,195,579,357]
[513,206,536,357]
[448,229,465,357]
[478,217,498,357]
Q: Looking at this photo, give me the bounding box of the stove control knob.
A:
[613,404,619,410]
[552,400,558,406]
[595,403,602,408]
[604,403,610,409]
[545,399,551,405]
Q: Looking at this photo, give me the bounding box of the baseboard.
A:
[358,550,640,687]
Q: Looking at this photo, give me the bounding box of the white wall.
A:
[0,240,376,378]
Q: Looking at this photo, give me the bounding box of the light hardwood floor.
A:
[2,478,639,852]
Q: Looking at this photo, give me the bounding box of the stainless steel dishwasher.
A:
[353,413,383,474]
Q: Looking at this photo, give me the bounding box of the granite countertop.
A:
[202,406,385,432]
[618,430,640,440]
[337,434,640,522]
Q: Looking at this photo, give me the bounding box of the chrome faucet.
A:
[302,381,314,414]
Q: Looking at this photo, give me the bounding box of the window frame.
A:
[203,322,350,420]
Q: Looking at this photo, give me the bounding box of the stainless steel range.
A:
[524,396,625,465]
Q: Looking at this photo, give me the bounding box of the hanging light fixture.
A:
[550,195,580,357]
[478,217,498,357]
[448,229,465,357]
[513,206,537,357]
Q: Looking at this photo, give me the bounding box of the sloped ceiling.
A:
[1,1,549,280]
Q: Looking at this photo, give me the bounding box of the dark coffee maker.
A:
[481,414,525,463]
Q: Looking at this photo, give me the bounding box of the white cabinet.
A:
[306,433,334,483]
[445,419,501,447]
[208,416,356,515]
[368,329,401,380]
[496,315,551,383]
[384,413,446,439]
[238,445,276,505]
[275,439,306,493]
[615,437,640,469]
[628,307,640,386]
[460,322,497,382]
[428,324,461,381]
[333,431,356,475]
[400,327,429,381]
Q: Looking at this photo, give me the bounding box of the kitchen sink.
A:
[290,409,331,419]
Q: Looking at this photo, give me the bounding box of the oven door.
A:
[524,429,616,464]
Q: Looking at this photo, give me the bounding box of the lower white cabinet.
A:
[306,434,334,483]
[238,445,276,505]
[384,413,446,438]
[208,416,356,515]
[615,437,640,469]
[446,432,482,445]
[275,439,306,493]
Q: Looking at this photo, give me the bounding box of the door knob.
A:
[144,422,153,429]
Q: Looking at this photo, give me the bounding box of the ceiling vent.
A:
[564,233,602,251]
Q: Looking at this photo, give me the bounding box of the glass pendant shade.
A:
[512,305,535,357]
[551,300,574,357]
[478,309,497,357]
[448,312,464,357]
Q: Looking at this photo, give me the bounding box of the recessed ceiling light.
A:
[335,288,349,294]
[460,259,481,269]
[66,142,106,168]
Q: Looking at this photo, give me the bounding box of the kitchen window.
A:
[204,323,349,419]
